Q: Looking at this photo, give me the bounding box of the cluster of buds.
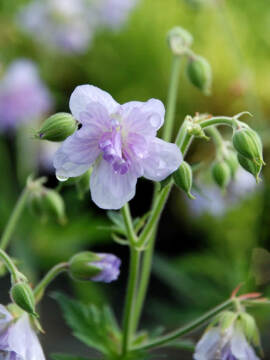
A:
[167,27,212,95]
[27,177,66,224]
[232,124,265,182]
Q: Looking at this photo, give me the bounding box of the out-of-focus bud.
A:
[28,187,66,224]
[237,154,262,183]
[232,127,264,166]
[69,252,121,283]
[42,189,66,224]
[36,112,77,142]
[187,123,209,140]
[167,26,193,55]
[224,150,239,178]
[211,161,231,189]
[10,282,37,317]
[186,55,212,95]
[173,161,195,199]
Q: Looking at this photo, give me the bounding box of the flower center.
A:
[98,122,130,175]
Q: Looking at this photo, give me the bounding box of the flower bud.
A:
[173,161,195,199]
[69,252,121,283]
[237,154,262,183]
[232,127,264,165]
[36,112,77,142]
[10,282,37,317]
[187,123,209,140]
[186,55,212,95]
[224,151,239,178]
[42,189,66,224]
[211,161,231,189]
[167,26,193,55]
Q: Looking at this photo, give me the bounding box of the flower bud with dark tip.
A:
[69,252,121,283]
[10,282,37,317]
[225,151,239,178]
[173,161,195,199]
[237,154,262,183]
[186,55,212,95]
[36,112,77,142]
[167,26,193,55]
[211,161,231,189]
[232,127,264,166]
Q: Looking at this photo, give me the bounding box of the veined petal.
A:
[0,306,13,332]
[142,138,182,181]
[8,315,46,360]
[53,127,100,178]
[79,102,112,129]
[231,331,260,360]
[69,85,119,120]
[90,159,137,209]
[194,328,221,360]
[121,99,165,137]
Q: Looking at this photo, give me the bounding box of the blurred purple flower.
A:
[19,0,95,53]
[187,168,259,217]
[0,305,45,360]
[91,253,121,283]
[95,0,138,29]
[54,85,182,209]
[0,60,52,132]
[194,326,260,360]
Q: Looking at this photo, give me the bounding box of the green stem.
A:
[34,262,69,303]
[0,248,23,283]
[206,126,223,148]
[162,56,182,142]
[122,248,141,355]
[0,187,29,250]
[132,299,233,352]
[121,204,138,245]
[199,116,236,129]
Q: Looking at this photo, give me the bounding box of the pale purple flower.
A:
[0,305,45,359]
[91,253,121,283]
[94,0,138,29]
[0,60,52,132]
[19,0,95,53]
[187,168,259,217]
[54,85,182,209]
[194,326,260,360]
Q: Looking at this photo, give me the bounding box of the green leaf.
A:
[52,293,121,356]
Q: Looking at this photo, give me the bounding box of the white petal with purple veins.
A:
[231,331,260,360]
[142,138,182,181]
[69,85,119,121]
[90,159,137,209]
[194,328,221,360]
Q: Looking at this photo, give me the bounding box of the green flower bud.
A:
[36,112,77,142]
[237,154,262,183]
[211,161,231,189]
[186,55,212,95]
[173,161,195,199]
[187,123,209,140]
[10,282,37,317]
[167,26,193,55]
[224,151,239,178]
[42,189,67,225]
[232,128,264,165]
[69,252,102,281]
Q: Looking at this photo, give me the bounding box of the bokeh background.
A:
[0,0,270,358]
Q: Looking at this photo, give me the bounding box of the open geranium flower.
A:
[54,85,182,209]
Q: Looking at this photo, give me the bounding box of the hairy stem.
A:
[122,248,141,355]
[132,299,233,351]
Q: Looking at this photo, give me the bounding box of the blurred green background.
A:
[0,0,270,358]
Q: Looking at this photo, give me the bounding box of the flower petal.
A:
[69,84,119,120]
[231,331,260,360]
[53,126,101,178]
[194,328,221,360]
[142,138,182,181]
[121,99,165,137]
[8,315,46,360]
[90,159,138,209]
[0,306,13,332]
